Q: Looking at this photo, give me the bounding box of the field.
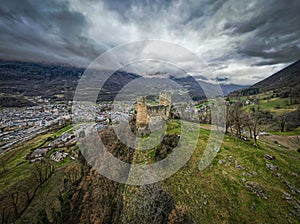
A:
[230,92,299,114]
[123,119,300,223]
[0,124,77,223]
[163,123,300,223]
[0,120,299,223]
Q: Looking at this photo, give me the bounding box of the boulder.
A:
[264,154,276,160]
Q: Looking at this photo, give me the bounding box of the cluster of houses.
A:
[48,132,77,148]
[50,151,70,162]
[0,102,69,129]
[25,131,78,163]
[26,147,50,163]
[0,98,70,149]
[26,148,75,163]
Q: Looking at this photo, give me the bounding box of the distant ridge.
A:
[220,83,250,96]
[251,59,300,92]
[0,60,248,103]
[230,60,300,97]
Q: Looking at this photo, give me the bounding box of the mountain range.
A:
[230,60,300,97]
[1,59,299,106]
[251,60,300,97]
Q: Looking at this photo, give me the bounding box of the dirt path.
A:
[261,134,300,150]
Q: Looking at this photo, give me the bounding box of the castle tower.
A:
[159,92,171,106]
[159,92,171,118]
[136,92,172,131]
[136,96,149,128]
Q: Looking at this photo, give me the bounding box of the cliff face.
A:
[35,119,187,224]
[56,128,135,224]
[69,169,125,224]
[65,126,186,224]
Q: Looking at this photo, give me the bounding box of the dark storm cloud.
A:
[102,0,224,25]
[102,0,173,18]
[215,77,229,82]
[0,0,299,84]
[231,0,300,65]
[0,0,103,65]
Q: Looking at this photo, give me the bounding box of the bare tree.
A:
[32,163,44,185]
[32,160,54,186]
[3,184,22,219]
[240,112,250,138]
[121,183,174,224]
[225,101,231,134]
[246,104,271,146]
[64,163,82,184]
[230,101,243,138]
[277,113,288,132]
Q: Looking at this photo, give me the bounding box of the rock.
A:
[252,171,257,176]
[289,172,298,177]
[235,161,245,169]
[241,136,249,141]
[235,164,244,169]
[228,156,234,162]
[250,203,256,211]
[283,181,300,195]
[218,159,226,164]
[264,154,276,160]
[246,181,267,199]
[275,173,281,178]
[203,194,208,207]
[242,178,246,182]
[225,162,231,167]
[266,163,278,171]
[242,171,252,177]
[283,192,293,200]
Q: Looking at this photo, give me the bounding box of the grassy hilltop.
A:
[2,119,299,223]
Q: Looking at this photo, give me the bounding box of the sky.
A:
[0,0,299,85]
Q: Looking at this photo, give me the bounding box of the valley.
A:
[0,60,299,223]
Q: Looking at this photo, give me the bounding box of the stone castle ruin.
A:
[136,92,171,130]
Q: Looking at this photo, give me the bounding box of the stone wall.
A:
[159,92,171,107]
[136,96,149,128]
[136,92,171,129]
[147,105,169,118]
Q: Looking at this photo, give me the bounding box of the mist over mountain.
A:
[0,60,247,105]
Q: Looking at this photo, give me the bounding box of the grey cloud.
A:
[0,0,299,84]
[215,77,229,82]
[193,75,208,81]
[230,0,300,65]
[0,0,103,65]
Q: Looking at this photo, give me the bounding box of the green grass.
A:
[162,125,300,223]
[244,97,297,113]
[16,163,72,223]
[0,124,73,191]
[229,95,248,102]
[229,92,299,114]
[1,121,300,223]
[54,124,73,136]
[270,127,300,136]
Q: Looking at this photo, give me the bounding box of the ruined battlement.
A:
[159,92,171,106]
[136,92,171,129]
